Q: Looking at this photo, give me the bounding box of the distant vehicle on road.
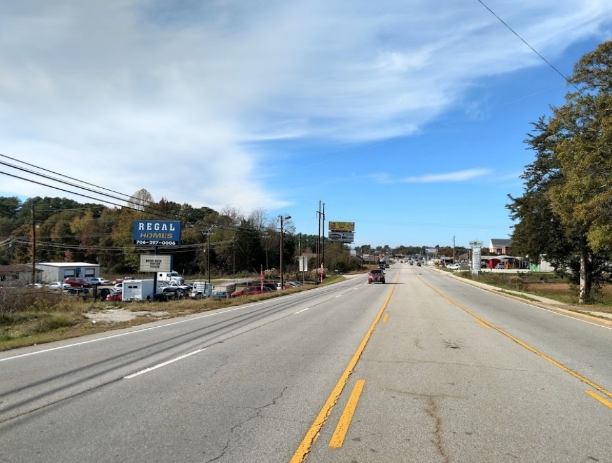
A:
[368,269,385,284]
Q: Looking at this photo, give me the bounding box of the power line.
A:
[0,159,170,217]
[0,170,129,209]
[0,153,131,199]
[0,169,178,221]
[0,154,195,221]
[475,0,574,86]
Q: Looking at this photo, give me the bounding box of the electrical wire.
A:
[0,154,194,221]
[0,153,131,199]
[475,0,576,88]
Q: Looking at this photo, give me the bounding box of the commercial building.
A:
[36,262,100,283]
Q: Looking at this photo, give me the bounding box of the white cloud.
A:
[0,0,611,209]
[402,169,492,183]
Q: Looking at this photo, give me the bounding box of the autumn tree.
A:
[128,189,154,212]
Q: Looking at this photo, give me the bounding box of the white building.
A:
[36,262,100,283]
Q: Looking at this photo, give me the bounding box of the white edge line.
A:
[124,348,206,379]
[439,271,612,331]
[1,281,364,363]
[523,303,612,330]
[294,308,310,314]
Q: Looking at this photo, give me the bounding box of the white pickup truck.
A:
[157,271,185,285]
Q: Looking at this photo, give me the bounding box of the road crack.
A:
[424,395,450,463]
[203,386,288,463]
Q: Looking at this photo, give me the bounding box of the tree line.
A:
[0,195,365,278]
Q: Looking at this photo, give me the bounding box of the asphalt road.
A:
[1,265,611,462]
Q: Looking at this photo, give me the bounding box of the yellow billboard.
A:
[328,221,355,232]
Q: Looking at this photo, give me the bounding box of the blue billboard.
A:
[133,220,181,246]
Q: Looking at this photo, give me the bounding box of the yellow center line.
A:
[289,271,400,463]
[329,379,366,448]
[586,390,612,410]
[415,273,612,401]
[476,319,490,329]
[382,313,389,323]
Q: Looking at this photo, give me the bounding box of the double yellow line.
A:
[416,272,612,409]
[289,273,398,463]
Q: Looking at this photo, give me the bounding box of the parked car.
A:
[106,290,122,301]
[98,288,112,301]
[87,277,110,285]
[47,281,72,290]
[495,263,505,269]
[210,290,228,299]
[157,282,189,298]
[447,263,461,270]
[230,286,274,297]
[275,282,293,290]
[64,277,92,288]
[65,288,90,297]
[368,269,386,284]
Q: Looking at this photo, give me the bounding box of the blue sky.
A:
[1,1,612,249]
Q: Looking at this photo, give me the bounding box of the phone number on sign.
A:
[134,240,178,246]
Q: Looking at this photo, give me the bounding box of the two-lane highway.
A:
[1,265,611,462]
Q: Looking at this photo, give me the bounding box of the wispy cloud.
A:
[0,1,611,210]
[402,169,492,183]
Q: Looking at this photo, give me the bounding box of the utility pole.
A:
[316,201,321,272]
[279,215,291,290]
[31,202,36,285]
[452,235,456,264]
[321,202,325,272]
[202,228,213,285]
[207,228,211,285]
[298,232,302,282]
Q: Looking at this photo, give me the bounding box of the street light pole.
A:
[279,215,291,290]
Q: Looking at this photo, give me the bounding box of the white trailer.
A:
[190,281,213,299]
[122,279,155,302]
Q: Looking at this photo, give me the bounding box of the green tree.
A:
[508,41,612,303]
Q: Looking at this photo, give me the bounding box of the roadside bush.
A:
[33,314,78,333]
[507,276,526,291]
[0,287,89,322]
